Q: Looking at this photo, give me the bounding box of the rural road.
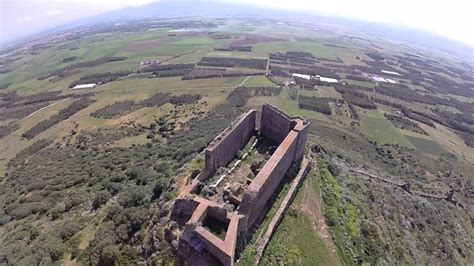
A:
[18,97,71,122]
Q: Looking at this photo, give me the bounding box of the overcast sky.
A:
[1,0,473,47]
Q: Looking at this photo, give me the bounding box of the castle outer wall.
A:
[238,112,308,231]
[260,104,295,143]
[203,109,256,178]
[173,104,310,266]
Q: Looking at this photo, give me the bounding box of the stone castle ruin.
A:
[168,104,310,265]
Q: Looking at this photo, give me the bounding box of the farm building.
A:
[317,75,338,83]
[72,83,96,89]
[292,73,311,80]
[382,70,401,76]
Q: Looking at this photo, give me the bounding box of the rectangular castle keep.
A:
[170,104,310,265]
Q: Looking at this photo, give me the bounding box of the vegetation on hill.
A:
[0,16,472,266]
[384,113,427,135]
[22,98,93,139]
[0,103,240,264]
[227,86,281,107]
[198,57,268,70]
[91,93,201,119]
[298,96,333,115]
[38,56,128,80]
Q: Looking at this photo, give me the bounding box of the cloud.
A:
[17,16,32,23]
[46,10,62,16]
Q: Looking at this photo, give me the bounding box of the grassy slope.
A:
[261,170,340,265]
[357,108,415,148]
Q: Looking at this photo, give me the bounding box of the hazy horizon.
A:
[1,0,474,49]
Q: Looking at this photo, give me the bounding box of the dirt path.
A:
[18,97,71,122]
[238,76,250,87]
[298,163,341,266]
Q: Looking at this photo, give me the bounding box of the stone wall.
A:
[172,104,310,266]
[254,159,311,265]
[294,120,310,160]
[239,130,300,229]
[204,109,256,175]
[260,104,294,144]
[170,198,200,226]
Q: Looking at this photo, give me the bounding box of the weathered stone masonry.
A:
[170,104,310,266]
[204,109,256,177]
[260,104,294,143]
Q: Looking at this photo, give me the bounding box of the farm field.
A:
[405,135,446,155]
[240,75,276,87]
[357,109,415,148]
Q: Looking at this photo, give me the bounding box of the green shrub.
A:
[45,237,65,261]
[92,190,112,210]
[119,186,149,208]
[59,221,81,240]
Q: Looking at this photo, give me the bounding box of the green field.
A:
[261,208,334,264]
[261,170,339,265]
[240,75,276,87]
[405,135,446,155]
[253,41,360,60]
[357,109,415,148]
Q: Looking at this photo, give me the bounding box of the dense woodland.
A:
[198,57,267,70]
[384,113,428,135]
[0,103,241,265]
[69,72,132,88]
[62,56,78,63]
[0,83,12,90]
[0,123,19,139]
[334,85,377,109]
[298,96,333,115]
[227,86,281,107]
[182,68,225,80]
[139,63,195,73]
[0,91,84,122]
[214,45,252,52]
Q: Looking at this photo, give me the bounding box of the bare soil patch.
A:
[299,168,341,266]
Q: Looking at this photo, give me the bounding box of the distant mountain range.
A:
[6,1,474,61]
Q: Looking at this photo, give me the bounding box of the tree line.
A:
[22,98,93,139]
[198,57,267,70]
[38,56,127,80]
[91,93,201,119]
[298,96,333,115]
[227,86,281,107]
[69,71,132,88]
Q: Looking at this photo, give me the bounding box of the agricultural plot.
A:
[405,135,446,155]
[240,75,276,87]
[357,109,415,148]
